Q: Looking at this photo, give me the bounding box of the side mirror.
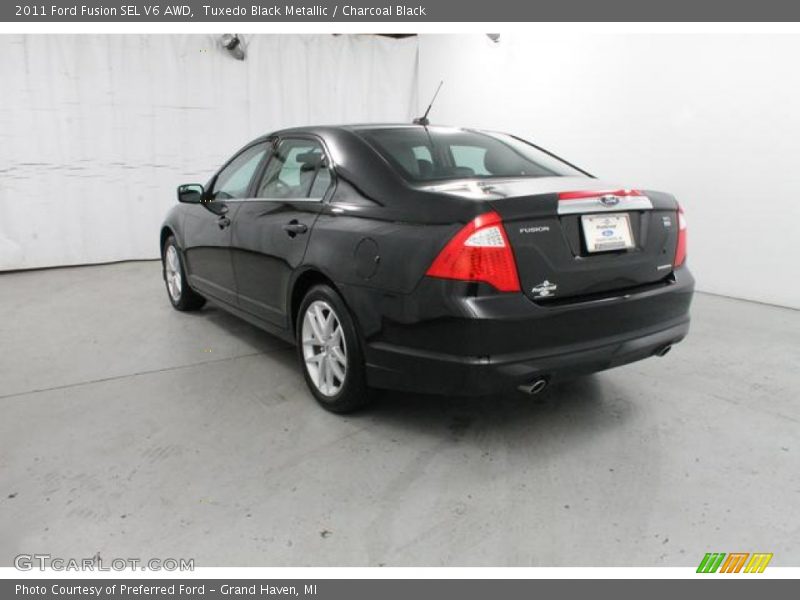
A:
[177,184,204,204]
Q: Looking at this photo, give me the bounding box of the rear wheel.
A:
[297,285,372,413]
[163,236,205,311]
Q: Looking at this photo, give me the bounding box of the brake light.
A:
[426,211,521,292]
[558,189,645,200]
[674,204,687,267]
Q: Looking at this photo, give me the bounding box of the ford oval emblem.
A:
[600,195,620,207]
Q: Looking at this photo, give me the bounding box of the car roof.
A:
[267,123,476,138]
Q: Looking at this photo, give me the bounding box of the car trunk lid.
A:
[424,177,680,302]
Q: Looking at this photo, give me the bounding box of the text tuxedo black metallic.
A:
[160,125,693,412]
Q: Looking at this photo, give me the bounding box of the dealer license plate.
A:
[581,213,635,253]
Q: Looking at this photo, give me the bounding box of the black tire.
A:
[296,284,372,413]
[162,236,205,311]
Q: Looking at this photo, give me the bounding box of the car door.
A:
[231,137,333,329]
[182,142,269,306]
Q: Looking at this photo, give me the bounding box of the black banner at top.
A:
[4,0,800,22]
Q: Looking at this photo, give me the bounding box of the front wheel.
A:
[163,236,205,311]
[296,285,372,413]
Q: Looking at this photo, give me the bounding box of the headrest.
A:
[482,147,505,175]
[417,158,434,178]
[297,151,323,171]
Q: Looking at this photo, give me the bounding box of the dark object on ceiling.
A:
[221,34,245,60]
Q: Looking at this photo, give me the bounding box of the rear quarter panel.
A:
[304,211,460,296]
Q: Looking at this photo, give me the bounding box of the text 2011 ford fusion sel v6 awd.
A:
[160,125,693,412]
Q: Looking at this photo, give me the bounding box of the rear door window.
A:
[256,138,332,200]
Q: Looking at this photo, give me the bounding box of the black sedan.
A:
[161,125,693,412]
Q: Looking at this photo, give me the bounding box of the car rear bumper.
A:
[366,317,688,395]
[343,266,694,396]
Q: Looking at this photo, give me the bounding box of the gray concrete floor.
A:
[1,261,798,567]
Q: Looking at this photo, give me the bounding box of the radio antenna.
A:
[413,81,443,127]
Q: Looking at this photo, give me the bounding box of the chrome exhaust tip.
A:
[518,377,549,395]
[654,344,672,357]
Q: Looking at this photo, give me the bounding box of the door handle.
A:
[282,220,308,237]
[217,216,231,229]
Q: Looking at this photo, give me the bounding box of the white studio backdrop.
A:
[418,34,800,310]
[3,33,799,310]
[0,34,418,270]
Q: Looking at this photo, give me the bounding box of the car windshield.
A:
[359,127,586,183]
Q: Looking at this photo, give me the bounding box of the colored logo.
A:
[697,552,773,573]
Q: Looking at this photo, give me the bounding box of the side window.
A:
[256,138,332,201]
[211,143,268,200]
[450,145,490,176]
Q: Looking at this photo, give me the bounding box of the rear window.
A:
[359,127,585,183]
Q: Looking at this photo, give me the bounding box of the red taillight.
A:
[674,204,687,267]
[558,189,644,200]
[426,211,521,292]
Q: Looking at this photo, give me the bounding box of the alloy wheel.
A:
[165,245,182,302]
[301,300,348,396]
